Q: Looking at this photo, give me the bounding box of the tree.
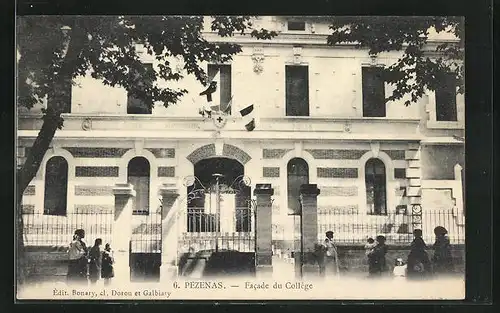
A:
[16,15,276,283]
[326,16,464,105]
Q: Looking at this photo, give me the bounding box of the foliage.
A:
[327,16,464,105]
[15,16,277,284]
[17,15,277,113]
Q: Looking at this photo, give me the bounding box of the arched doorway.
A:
[286,158,309,277]
[187,157,251,236]
[365,158,387,215]
[43,156,68,216]
[181,157,254,277]
[127,157,160,282]
[287,158,309,215]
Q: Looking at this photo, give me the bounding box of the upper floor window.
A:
[207,64,232,114]
[287,21,306,31]
[127,63,153,114]
[435,73,458,121]
[47,78,72,113]
[286,65,309,116]
[362,67,386,117]
[44,156,68,216]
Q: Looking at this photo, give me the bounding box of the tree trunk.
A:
[16,115,60,286]
[16,18,88,286]
[16,197,25,286]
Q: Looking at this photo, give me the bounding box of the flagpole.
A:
[213,173,224,253]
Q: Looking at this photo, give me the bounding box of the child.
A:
[393,258,407,279]
[364,237,376,256]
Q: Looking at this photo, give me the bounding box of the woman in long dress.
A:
[101,243,115,286]
[88,238,103,285]
[432,226,454,275]
[67,229,89,284]
[406,229,432,279]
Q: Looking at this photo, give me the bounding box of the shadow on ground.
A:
[179,250,255,278]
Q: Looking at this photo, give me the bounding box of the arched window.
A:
[44,156,68,215]
[287,158,309,215]
[128,157,150,215]
[365,158,387,215]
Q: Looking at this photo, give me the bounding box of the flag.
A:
[199,81,217,102]
[221,96,233,115]
[222,95,233,115]
[199,68,221,110]
[245,118,255,131]
[240,104,255,131]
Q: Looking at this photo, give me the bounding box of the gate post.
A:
[253,183,274,277]
[406,143,422,232]
[112,183,135,284]
[299,184,320,278]
[159,185,179,281]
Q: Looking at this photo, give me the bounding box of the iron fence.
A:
[179,207,255,253]
[317,208,465,245]
[130,212,162,253]
[22,211,114,247]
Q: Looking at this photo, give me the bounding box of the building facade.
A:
[17,16,465,280]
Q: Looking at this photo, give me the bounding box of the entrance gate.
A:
[129,211,162,281]
[177,173,255,277]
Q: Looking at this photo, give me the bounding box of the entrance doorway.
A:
[127,157,161,282]
[179,157,255,277]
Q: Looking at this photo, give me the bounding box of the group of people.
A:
[315,226,455,279]
[404,226,454,279]
[67,229,115,285]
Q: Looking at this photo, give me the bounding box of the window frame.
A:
[127,63,154,114]
[207,63,232,114]
[435,73,458,122]
[285,65,310,117]
[361,66,386,117]
[287,21,306,31]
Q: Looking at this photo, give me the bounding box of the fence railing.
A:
[130,212,162,253]
[317,208,465,245]
[22,211,114,247]
[179,207,255,253]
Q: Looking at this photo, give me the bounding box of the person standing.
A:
[432,226,454,275]
[88,238,103,285]
[321,231,340,277]
[67,229,89,284]
[406,229,431,279]
[368,235,388,277]
[364,237,377,274]
[101,243,115,286]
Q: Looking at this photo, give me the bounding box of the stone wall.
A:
[24,247,69,283]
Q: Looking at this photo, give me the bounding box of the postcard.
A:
[16,15,465,301]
